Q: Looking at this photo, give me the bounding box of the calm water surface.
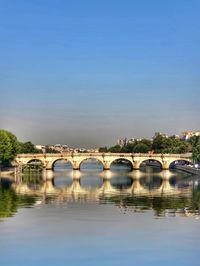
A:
[0,162,200,266]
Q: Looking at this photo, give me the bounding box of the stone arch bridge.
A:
[14,152,192,170]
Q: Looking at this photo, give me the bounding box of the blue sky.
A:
[0,0,199,147]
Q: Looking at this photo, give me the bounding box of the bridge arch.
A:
[138,159,163,170]
[110,158,134,171]
[52,158,73,171]
[79,157,105,171]
[27,159,44,167]
[168,159,192,169]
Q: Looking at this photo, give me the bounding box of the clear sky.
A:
[0,0,199,147]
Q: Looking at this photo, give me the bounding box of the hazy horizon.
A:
[1,0,199,148]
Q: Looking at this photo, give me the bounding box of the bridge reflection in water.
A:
[0,168,199,218]
[12,169,195,201]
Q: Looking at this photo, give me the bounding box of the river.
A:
[0,161,200,266]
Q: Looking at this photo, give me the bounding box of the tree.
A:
[133,143,150,153]
[45,147,60,154]
[167,138,191,154]
[188,135,200,148]
[0,130,19,167]
[18,141,42,154]
[99,147,108,152]
[140,139,152,148]
[0,184,36,218]
[174,141,191,154]
[124,143,135,153]
[193,144,200,163]
[108,145,122,153]
[152,133,172,153]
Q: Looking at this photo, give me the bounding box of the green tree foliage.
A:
[0,129,42,167]
[107,134,193,154]
[151,134,191,154]
[152,133,172,153]
[108,145,122,153]
[187,136,200,163]
[188,135,200,148]
[99,147,108,152]
[193,144,200,163]
[108,139,153,153]
[18,141,42,154]
[0,187,18,218]
[0,130,19,166]
[125,139,152,153]
[133,143,150,153]
[172,140,191,154]
[124,143,135,153]
[0,183,36,218]
[45,147,60,153]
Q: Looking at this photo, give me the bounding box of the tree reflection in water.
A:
[0,171,200,219]
[0,178,36,219]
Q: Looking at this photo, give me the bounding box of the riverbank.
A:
[175,165,200,176]
[0,168,14,177]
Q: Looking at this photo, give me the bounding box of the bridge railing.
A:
[16,152,192,158]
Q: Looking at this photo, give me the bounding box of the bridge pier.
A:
[72,161,80,170]
[162,161,170,170]
[133,161,140,170]
[72,170,81,180]
[103,170,113,179]
[43,169,54,180]
[73,167,80,170]
[103,161,111,170]
[45,167,53,170]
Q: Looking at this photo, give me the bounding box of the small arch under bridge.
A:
[14,152,192,170]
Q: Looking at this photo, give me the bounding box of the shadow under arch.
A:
[169,159,192,169]
[110,158,133,172]
[139,159,163,173]
[139,175,163,190]
[52,159,73,171]
[27,159,44,167]
[110,175,133,190]
[79,158,104,172]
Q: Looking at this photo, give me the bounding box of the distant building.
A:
[35,145,44,150]
[35,145,46,153]
[180,131,200,140]
[117,138,127,147]
[43,144,71,153]
[153,132,169,139]
[127,138,135,144]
